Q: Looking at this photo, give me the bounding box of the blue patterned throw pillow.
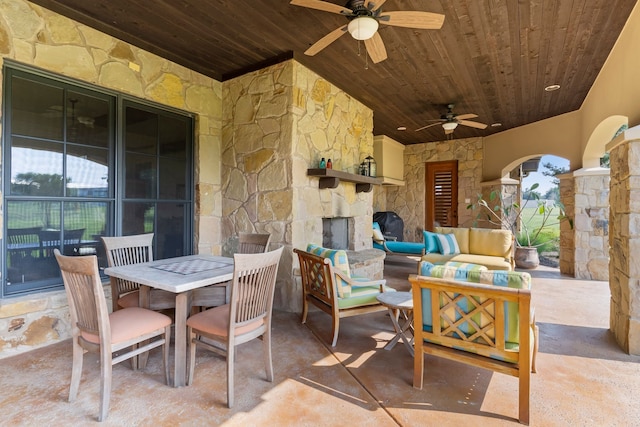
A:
[435,233,460,255]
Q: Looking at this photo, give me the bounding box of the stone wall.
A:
[572,169,610,280]
[0,0,222,358]
[221,60,374,313]
[383,138,483,242]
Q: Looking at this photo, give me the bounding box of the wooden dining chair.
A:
[54,249,171,422]
[102,234,175,312]
[187,246,284,408]
[237,232,271,254]
[190,232,272,311]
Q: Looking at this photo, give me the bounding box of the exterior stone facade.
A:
[572,169,610,280]
[382,138,484,241]
[0,0,222,358]
[607,130,640,354]
[221,60,374,313]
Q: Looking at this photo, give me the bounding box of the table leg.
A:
[384,308,414,357]
[400,311,415,357]
[173,291,191,387]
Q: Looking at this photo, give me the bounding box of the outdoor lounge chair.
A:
[372,222,425,255]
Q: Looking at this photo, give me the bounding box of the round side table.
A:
[376,291,414,356]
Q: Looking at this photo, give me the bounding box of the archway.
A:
[583,115,628,167]
[493,154,571,269]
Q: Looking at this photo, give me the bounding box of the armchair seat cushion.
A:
[337,284,396,309]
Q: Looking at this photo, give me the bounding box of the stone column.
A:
[558,174,575,276]
[474,178,519,231]
[606,125,640,354]
[571,168,610,280]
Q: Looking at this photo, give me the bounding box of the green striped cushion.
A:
[337,285,396,309]
[465,270,531,345]
[419,261,487,280]
[307,244,351,298]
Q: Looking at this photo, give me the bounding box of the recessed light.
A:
[491,123,502,127]
[397,126,407,131]
[544,84,561,92]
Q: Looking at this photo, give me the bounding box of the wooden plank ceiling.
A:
[30,0,637,145]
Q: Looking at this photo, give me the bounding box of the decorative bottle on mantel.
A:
[319,157,326,168]
[327,159,332,169]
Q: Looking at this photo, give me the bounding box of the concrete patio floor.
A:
[1,256,639,426]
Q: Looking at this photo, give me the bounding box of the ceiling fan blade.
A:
[454,113,478,120]
[444,128,455,135]
[379,11,445,29]
[304,25,348,56]
[290,0,352,15]
[415,122,443,132]
[364,32,387,63]
[367,0,388,12]
[458,119,488,129]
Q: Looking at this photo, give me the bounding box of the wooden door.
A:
[425,160,458,230]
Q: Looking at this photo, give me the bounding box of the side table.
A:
[376,291,414,356]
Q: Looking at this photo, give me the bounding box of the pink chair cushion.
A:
[186,304,264,337]
[117,291,140,308]
[81,307,171,345]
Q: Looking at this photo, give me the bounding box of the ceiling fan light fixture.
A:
[348,16,379,40]
[442,122,458,131]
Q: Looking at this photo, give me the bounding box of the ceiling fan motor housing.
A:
[344,0,382,18]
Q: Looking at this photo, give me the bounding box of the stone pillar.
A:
[571,168,610,280]
[474,178,519,231]
[606,126,640,354]
[558,174,575,276]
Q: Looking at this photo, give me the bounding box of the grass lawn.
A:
[518,205,561,252]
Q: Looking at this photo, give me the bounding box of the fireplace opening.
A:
[323,217,349,249]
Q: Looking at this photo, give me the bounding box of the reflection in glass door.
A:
[122,102,193,260]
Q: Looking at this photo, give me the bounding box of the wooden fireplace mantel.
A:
[307,168,382,193]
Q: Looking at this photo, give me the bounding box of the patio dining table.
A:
[104,254,234,387]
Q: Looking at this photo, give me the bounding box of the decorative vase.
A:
[515,247,540,269]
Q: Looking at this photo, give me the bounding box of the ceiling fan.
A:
[290,0,445,64]
[415,104,488,135]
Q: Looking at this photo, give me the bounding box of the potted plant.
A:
[467,183,573,269]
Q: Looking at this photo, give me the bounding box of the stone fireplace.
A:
[221,59,378,313]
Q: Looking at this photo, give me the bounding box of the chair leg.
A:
[69,338,84,402]
[187,327,196,386]
[130,343,139,370]
[301,294,309,324]
[330,314,340,347]
[164,325,171,385]
[532,324,539,374]
[413,343,424,390]
[263,329,274,382]
[98,348,113,422]
[227,343,235,408]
